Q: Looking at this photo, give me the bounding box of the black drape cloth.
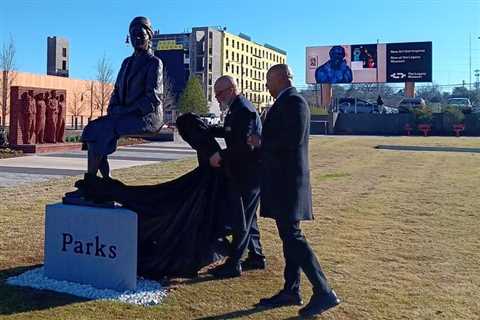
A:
[84,113,243,279]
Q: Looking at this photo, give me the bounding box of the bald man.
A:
[251,64,340,317]
[207,76,265,278]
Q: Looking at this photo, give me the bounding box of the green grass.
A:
[0,136,479,319]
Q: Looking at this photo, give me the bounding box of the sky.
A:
[1,0,479,90]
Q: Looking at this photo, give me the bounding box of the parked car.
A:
[397,98,426,113]
[200,113,221,125]
[447,97,473,113]
[382,105,399,114]
[336,98,378,113]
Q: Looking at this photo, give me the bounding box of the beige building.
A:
[222,32,287,110]
[153,28,287,115]
[1,71,112,128]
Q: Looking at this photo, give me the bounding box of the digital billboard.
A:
[306,41,432,84]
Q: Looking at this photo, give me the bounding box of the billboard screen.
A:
[306,41,432,84]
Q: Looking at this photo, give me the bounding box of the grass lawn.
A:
[0,136,479,319]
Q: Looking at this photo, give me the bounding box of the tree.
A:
[0,36,16,128]
[86,81,95,120]
[161,72,177,110]
[161,72,179,123]
[94,54,114,116]
[178,76,208,114]
[68,87,87,129]
[416,84,442,103]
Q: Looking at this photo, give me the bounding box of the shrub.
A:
[413,106,433,125]
[443,106,465,124]
[310,107,328,116]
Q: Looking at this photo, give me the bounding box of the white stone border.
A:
[6,267,168,306]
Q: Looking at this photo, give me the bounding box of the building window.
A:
[242,43,244,51]
[236,65,239,74]
[237,53,239,61]
[232,39,235,48]
[237,42,239,49]
[208,87,212,102]
[208,73,212,85]
[226,50,229,59]
[62,60,67,70]
[209,32,213,39]
[62,48,67,57]
[196,57,204,71]
[226,38,229,46]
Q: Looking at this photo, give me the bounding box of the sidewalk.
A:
[0,141,196,188]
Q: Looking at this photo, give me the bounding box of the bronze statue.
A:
[22,90,37,144]
[56,94,66,142]
[45,90,58,143]
[64,16,163,206]
[35,92,47,144]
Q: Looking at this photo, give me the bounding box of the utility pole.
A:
[469,33,472,92]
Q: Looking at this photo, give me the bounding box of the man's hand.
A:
[209,152,222,168]
[247,134,261,148]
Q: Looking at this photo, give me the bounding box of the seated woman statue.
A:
[64,16,163,205]
[81,113,243,279]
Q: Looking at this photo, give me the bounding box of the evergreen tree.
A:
[178,76,208,114]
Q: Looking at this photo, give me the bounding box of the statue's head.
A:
[35,92,44,100]
[129,16,153,52]
[50,90,57,98]
[59,94,65,101]
[329,46,346,67]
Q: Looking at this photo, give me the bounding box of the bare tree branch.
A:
[68,88,87,117]
[0,36,16,127]
[94,54,114,116]
[161,71,177,122]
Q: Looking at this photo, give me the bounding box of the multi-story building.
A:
[222,32,287,110]
[152,27,286,116]
[47,36,69,77]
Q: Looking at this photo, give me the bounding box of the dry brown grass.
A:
[0,136,479,319]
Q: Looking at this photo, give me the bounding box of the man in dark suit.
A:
[207,76,265,278]
[65,16,163,203]
[249,64,340,318]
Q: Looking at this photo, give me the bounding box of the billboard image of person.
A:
[306,41,431,84]
[351,44,377,69]
[314,46,353,83]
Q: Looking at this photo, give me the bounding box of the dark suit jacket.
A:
[260,87,313,222]
[210,95,262,192]
[107,50,163,133]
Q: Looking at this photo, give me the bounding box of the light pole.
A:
[469,34,480,91]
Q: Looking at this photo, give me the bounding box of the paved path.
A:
[0,141,196,188]
[375,145,480,153]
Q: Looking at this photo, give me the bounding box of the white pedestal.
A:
[44,203,137,291]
